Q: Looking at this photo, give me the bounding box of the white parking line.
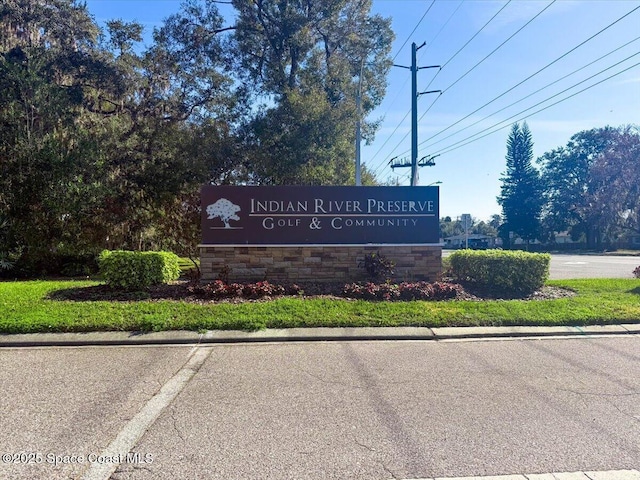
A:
[402,470,640,480]
[80,346,212,480]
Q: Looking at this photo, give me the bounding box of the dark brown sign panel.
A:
[201,186,440,245]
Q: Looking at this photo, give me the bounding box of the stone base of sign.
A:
[199,245,442,283]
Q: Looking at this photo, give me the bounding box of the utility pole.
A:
[355,89,362,186]
[355,56,365,186]
[393,42,440,186]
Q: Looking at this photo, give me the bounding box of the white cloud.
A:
[615,76,640,85]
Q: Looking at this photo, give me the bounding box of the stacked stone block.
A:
[199,246,442,283]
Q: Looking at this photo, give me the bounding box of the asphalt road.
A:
[2,337,640,480]
[548,254,638,279]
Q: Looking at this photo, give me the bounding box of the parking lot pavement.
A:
[112,338,640,479]
[3,338,640,479]
[0,345,195,480]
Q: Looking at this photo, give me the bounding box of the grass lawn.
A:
[0,279,639,334]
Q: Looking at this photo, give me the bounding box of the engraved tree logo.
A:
[206,198,241,228]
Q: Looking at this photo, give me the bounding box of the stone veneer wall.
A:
[199,245,442,283]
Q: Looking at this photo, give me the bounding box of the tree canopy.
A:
[589,126,640,238]
[0,0,394,274]
[233,0,393,185]
[490,123,640,249]
[537,125,639,247]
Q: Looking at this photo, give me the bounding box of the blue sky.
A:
[84,0,640,221]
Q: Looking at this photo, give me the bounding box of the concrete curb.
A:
[0,324,639,347]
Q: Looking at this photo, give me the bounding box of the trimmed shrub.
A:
[449,249,550,296]
[441,255,452,277]
[98,250,181,290]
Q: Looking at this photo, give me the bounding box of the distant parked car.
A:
[444,234,496,249]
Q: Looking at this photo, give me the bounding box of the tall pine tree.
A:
[497,122,543,248]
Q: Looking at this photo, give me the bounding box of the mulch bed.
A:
[47,281,576,303]
[454,284,575,301]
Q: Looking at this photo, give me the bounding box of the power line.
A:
[369,68,442,177]
[390,0,436,62]
[419,4,640,149]
[372,0,456,165]
[423,35,640,151]
[386,1,638,168]
[431,59,640,157]
[404,0,467,129]
[441,0,512,70]
[368,110,412,177]
[373,0,505,148]
[442,0,557,94]
[420,0,511,95]
[370,0,504,179]
[370,90,443,180]
[367,0,438,176]
[375,0,554,178]
[412,0,513,127]
[420,0,465,56]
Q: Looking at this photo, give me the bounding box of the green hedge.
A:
[98,250,181,289]
[449,249,550,295]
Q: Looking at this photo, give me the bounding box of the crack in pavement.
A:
[81,347,213,480]
[353,436,377,453]
[169,406,187,444]
[380,459,401,480]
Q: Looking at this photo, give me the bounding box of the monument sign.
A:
[201,185,440,245]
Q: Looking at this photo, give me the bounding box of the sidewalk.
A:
[2,324,640,347]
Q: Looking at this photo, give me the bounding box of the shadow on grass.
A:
[46,283,191,302]
[458,282,530,300]
[628,286,640,296]
[456,282,577,301]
